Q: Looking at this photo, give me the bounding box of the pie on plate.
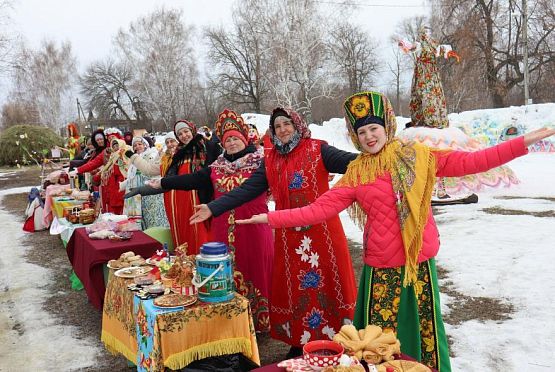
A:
[153,293,197,308]
[114,266,153,278]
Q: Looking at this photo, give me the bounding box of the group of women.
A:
[74,91,555,372]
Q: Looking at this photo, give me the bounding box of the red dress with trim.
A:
[164,158,211,254]
[265,138,357,347]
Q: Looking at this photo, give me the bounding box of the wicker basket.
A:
[79,208,96,224]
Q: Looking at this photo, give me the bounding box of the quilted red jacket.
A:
[268,137,528,268]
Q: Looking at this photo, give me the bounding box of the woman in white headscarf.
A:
[122,136,169,229]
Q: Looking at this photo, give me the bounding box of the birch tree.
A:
[11,40,77,129]
[114,8,201,129]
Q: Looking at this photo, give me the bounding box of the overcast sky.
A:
[2,0,429,102]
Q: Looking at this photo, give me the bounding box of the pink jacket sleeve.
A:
[268,186,357,228]
[434,136,528,177]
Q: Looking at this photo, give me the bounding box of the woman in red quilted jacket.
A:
[237,91,555,372]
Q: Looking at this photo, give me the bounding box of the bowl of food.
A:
[303,340,344,371]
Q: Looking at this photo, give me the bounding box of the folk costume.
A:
[66,122,81,160]
[77,129,126,214]
[266,91,530,371]
[123,137,169,229]
[206,108,358,349]
[398,30,519,196]
[161,109,274,332]
[164,120,220,253]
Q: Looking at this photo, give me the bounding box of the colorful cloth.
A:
[397,127,520,195]
[210,148,273,332]
[353,259,451,372]
[134,294,260,371]
[124,148,168,229]
[265,137,357,347]
[101,273,137,363]
[409,31,449,129]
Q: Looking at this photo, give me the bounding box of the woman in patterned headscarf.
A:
[162,119,220,253]
[236,91,555,372]
[76,128,127,214]
[121,136,169,229]
[190,107,359,358]
[145,109,274,332]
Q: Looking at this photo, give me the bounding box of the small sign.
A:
[51,148,61,158]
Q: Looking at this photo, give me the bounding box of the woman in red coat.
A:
[76,128,126,214]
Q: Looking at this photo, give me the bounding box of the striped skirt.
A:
[353,258,451,372]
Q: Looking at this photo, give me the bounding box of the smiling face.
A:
[176,127,193,145]
[133,141,145,154]
[356,123,387,154]
[165,138,178,153]
[273,117,296,144]
[223,135,246,155]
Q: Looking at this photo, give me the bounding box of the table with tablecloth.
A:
[43,184,83,226]
[101,273,260,371]
[66,228,161,310]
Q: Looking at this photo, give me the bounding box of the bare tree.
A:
[436,0,555,107]
[114,8,201,129]
[205,1,273,113]
[0,0,17,76]
[0,100,38,128]
[79,59,136,121]
[266,0,336,123]
[386,43,412,116]
[11,40,77,129]
[329,22,380,93]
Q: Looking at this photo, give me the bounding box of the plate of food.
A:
[114,266,153,278]
[108,231,134,242]
[153,293,197,309]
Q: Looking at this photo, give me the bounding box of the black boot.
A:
[285,346,303,359]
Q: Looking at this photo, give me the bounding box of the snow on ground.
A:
[0,103,553,371]
[0,187,99,371]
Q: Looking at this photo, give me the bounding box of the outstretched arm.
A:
[160,167,212,191]
[190,161,269,224]
[435,134,536,177]
[321,143,358,174]
[237,186,357,228]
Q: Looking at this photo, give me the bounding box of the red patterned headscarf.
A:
[269,107,311,139]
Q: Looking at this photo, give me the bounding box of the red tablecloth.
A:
[66,228,161,310]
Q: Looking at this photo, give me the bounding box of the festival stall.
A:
[66,228,161,310]
[101,243,260,371]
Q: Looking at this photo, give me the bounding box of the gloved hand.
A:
[124,185,165,199]
[125,150,134,158]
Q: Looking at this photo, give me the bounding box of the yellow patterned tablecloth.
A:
[101,271,260,371]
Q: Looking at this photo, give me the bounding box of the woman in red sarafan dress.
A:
[264,111,356,349]
[163,120,220,254]
[158,109,274,332]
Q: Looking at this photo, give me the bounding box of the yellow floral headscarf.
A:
[338,91,437,287]
[100,138,130,185]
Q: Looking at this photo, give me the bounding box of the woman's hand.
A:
[189,204,213,224]
[523,127,555,147]
[236,213,269,225]
[146,178,162,189]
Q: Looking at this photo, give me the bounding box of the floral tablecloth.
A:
[102,273,260,371]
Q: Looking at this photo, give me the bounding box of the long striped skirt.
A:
[353,258,451,372]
